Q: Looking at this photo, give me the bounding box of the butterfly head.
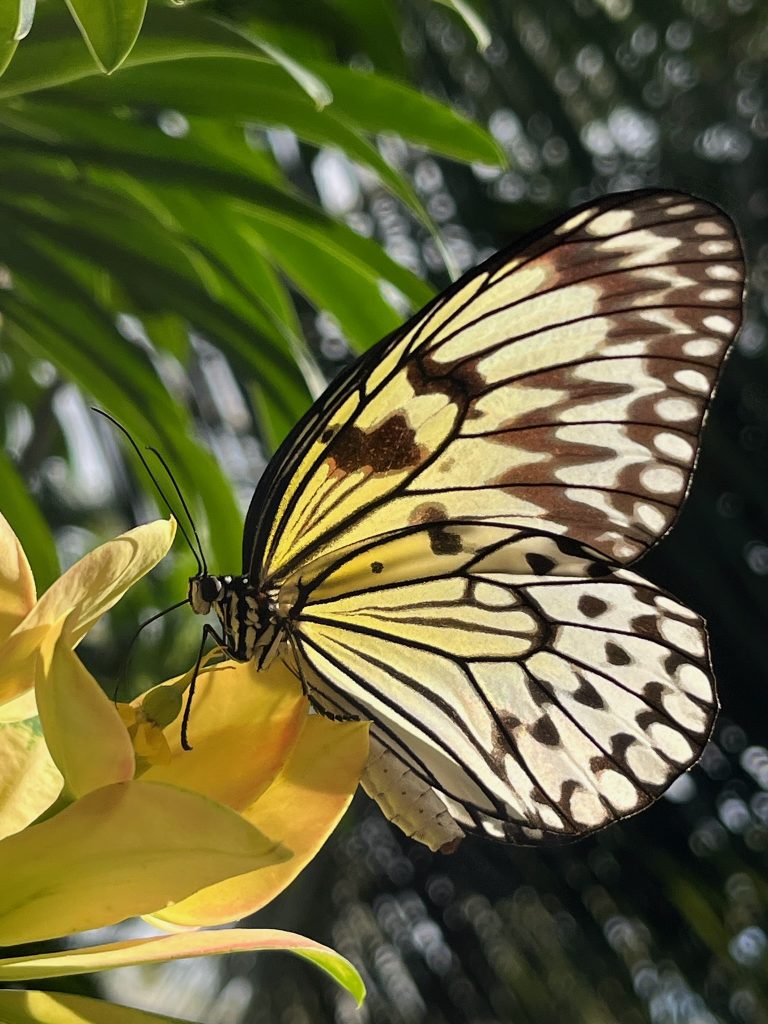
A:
[188,573,225,616]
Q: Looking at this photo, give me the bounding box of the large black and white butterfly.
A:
[187,190,744,851]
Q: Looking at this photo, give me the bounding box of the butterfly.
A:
[186,189,744,852]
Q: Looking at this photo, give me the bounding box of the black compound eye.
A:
[199,576,223,603]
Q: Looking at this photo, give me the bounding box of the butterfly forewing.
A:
[248,190,742,584]
[237,189,743,847]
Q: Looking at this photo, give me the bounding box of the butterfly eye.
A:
[199,576,223,603]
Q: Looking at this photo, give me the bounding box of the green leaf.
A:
[0,8,265,99]
[14,0,35,40]
[64,0,148,74]
[0,0,36,76]
[0,0,34,44]
[53,55,502,165]
[0,7,503,165]
[0,928,364,1004]
[304,60,503,164]
[13,85,442,236]
[241,214,407,350]
[435,0,493,52]
[0,41,18,77]
[322,0,405,75]
[221,19,333,108]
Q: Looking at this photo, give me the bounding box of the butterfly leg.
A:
[181,621,224,751]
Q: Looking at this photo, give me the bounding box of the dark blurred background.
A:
[2,0,767,1021]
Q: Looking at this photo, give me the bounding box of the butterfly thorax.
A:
[187,574,282,667]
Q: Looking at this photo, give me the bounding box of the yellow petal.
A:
[0,928,365,1004]
[0,719,62,841]
[0,624,51,707]
[23,518,177,649]
[0,780,289,946]
[0,688,38,724]
[0,519,176,707]
[0,989,190,1023]
[0,512,36,639]
[149,714,369,929]
[140,658,308,804]
[35,623,135,798]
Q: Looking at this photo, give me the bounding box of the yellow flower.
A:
[137,659,369,930]
[0,514,368,1012]
[0,512,176,719]
[0,512,177,831]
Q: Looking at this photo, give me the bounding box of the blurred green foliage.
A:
[2,1,768,1023]
[0,0,501,690]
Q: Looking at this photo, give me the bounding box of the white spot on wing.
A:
[674,369,710,393]
[636,502,667,533]
[585,209,635,235]
[699,240,735,256]
[640,466,684,494]
[646,723,695,764]
[655,397,698,422]
[555,208,596,234]
[660,690,708,734]
[625,744,670,785]
[682,338,721,358]
[703,314,735,335]
[694,221,727,236]
[659,616,705,656]
[677,663,712,700]
[654,431,694,461]
[701,287,736,303]
[705,264,741,281]
[569,788,608,826]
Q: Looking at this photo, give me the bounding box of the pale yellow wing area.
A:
[284,524,715,843]
[245,190,743,582]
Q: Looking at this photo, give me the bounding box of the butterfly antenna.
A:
[146,446,208,576]
[92,408,204,575]
[113,598,188,704]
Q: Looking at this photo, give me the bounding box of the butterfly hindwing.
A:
[286,523,713,846]
[237,189,742,846]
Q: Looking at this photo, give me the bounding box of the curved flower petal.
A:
[138,659,308,799]
[0,623,50,707]
[0,688,39,724]
[0,780,289,946]
[31,519,177,649]
[35,622,134,798]
[0,519,176,706]
[0,719,62,841]
[0,990,188,1024]
[150,713,369,929]
[0,928,365,1005]
[0,512,36,639]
